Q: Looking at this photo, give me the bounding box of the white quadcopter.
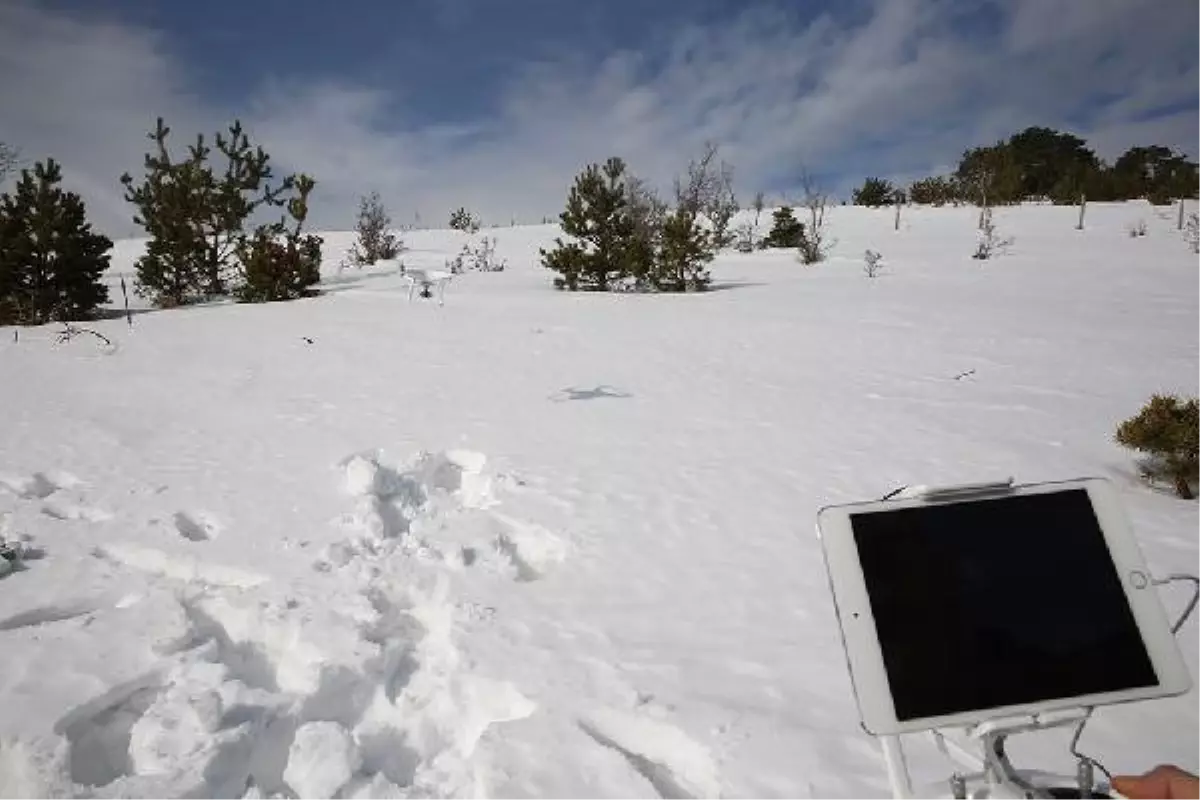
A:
[818,478,1198,799]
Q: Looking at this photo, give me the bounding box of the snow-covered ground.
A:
[1,201,1196,798]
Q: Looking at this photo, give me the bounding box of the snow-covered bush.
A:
[1115,394,1198,499]
[449,207,480,233]
[448,236,505,274]
[1183,213,1198,254]
[972,207,1013,260]
[863,249,883,278]
[734,222,755,253]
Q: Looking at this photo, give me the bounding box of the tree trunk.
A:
[1178,198,1186,231]
[1076,194,1086,230]
[894,201,901,231]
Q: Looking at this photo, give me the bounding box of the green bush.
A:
[760,206,805,249]
[1115,394,1199,499]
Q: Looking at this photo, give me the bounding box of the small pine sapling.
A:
[449,207,480,233]
[761,206,805,249]
[1115,394,1199,499]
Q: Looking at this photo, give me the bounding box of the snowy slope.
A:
[1,201,1197,798]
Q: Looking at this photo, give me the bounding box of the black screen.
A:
[850,489,1158,721]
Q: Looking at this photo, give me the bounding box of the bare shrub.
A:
[675,142,738,249]
[972,207,1014,260]
[798,170,833,264]
[863,249,883,278]
[448,236,505,273]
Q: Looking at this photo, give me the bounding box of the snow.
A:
[1,200,1197,798]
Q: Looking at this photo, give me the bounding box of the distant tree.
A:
[675,142,738,249]
[122,117,304,306]
[0,142,18,184]
[541,158,641,290]
[1112,146,1199,204]
[349,192,402,266]
[798,171,832,264]
[1116,394,1198,499]
[751,190,766,228]
[852,177,899,207]
[0,159,111,325]
[761,206,805,249]
[449,207,480,233]
[908,176,960,206]
[956,143,1023,207]
[1006,127,1099,199]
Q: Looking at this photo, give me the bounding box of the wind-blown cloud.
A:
[1,0,1195,234]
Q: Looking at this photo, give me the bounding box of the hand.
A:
[1113,765,1200,799]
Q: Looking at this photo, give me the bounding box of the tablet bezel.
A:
[816,477,1192,735]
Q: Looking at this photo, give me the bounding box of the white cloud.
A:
[1,0,1195,234]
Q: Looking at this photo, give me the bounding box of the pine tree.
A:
[760,206,805,249]
[0,159,111,325]
[541,158,642,290]
[349,192,401,266]
[122,117,297,306]
[652,209,712,291]
[448,207,480,233]
[235,175,322,302]
[852,177,898,207]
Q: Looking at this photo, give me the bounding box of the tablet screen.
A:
[850,489,1159,722]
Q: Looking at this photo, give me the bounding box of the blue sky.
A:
[2,0,1197,233]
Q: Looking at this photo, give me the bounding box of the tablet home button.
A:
[1129,570,1148,589]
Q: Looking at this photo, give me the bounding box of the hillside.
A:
[1,201,1197,798]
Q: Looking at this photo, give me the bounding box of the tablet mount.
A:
[876,479,1116,799]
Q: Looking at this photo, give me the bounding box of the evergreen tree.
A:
[956,143,1023,206]
[760,206,805,249]
[0,159,111,325]
[448,207,480,233]
[852,177,899,207]
[907,176,961,206]
[652,209,712,291]
[541,158,641,291]
[349,192,401,266]
[235,175,322,303]
[122,117,297,306]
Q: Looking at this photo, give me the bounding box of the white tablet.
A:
[816,477,1192,735]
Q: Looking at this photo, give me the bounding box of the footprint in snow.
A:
[173,511,221,542]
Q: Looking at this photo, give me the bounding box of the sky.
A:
[1,0,1196,234]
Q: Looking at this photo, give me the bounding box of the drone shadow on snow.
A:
[550,386,634,402]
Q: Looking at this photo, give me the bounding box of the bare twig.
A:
[55,323,114,348]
